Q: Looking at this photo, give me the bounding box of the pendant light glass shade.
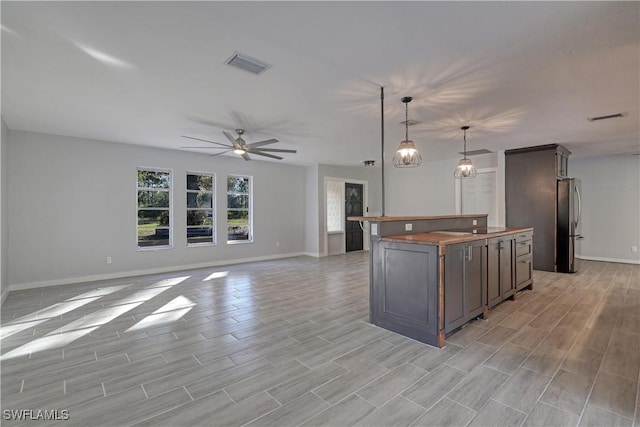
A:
[454,126,477,179]
[393,97,422,168]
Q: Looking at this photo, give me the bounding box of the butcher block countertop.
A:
[381,227,534,246]
[347,214,488,222]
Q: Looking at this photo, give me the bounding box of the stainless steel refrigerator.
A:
[557,178,582,273]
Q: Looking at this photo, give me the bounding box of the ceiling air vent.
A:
[400,119,421,126]
[225,52,271,75]
[587,112,627,122]
[459,149,493,156]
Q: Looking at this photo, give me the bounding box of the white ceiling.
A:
[2,1,639,166]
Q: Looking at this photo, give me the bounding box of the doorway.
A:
[455,168,499,226]
[345,183,364,251]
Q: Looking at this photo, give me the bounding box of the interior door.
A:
[345,183,364,252]
[461,171,497,226]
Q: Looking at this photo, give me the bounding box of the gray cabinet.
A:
[515,231,534,290]
[556,151,569,178]
[444,240,487,333]
[373,241,440,344]
[506,144,570,271]
[487,236,515,308]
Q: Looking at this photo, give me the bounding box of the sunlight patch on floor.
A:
[1,285,129,340]
[0,277,190,360]
[203,271,228,281]
[125,296,196,332]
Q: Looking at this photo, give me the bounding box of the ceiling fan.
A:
[181,129,296,161]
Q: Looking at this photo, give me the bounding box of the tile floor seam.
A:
[221,389,237,404]
[487,397,529,416]
[575,304,619,425]
[634,374,640,427]
[141,383,149,399]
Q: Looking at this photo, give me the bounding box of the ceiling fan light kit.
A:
[454,126,477,179]
[392,97,423,168]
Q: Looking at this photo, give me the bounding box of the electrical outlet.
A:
[405,223,413,231]
[632,246,638,253]
[371,224,378,236]
[106,256,112,264]
[472,219,478,225]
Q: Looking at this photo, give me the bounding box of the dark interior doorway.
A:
[345,183,364,252]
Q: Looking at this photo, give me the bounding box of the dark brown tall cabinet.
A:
[505,144,570,272]
[487,235,515,308]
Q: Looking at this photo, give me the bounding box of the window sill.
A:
[137,245,173,252]
[188,242,216,248]
[327,231,344,235]
[227,239,254,245]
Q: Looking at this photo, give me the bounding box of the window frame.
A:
[136,167,173,251]
[186,171,216,247]
[326,180,345,234]
[226,174,253,244]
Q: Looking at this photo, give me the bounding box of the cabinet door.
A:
[376,241,439,338]
[444,243,465,332]
[501,237,516,298]
[464,240,486,319]
[487,238,502,308]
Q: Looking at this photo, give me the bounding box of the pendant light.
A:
[454,125,477,179]
[392,97,422,168]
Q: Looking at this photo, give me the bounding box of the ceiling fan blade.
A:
[250,151,283,160]
[241,153,251,161]
[250,148,297,153]
[210,150,233,157]
[181,146,229,149]
[181,135,231,148]
[222,131,237,144]
[246,139,278,148]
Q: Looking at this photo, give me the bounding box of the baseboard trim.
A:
[303,252,322,258]
[8,252,309,291]
[576,255,640,265]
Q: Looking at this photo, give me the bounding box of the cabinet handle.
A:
[466,246,473,261]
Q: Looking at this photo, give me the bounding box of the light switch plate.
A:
[472,220,478,225]
[405,223,413,231]
[371,223,378,236]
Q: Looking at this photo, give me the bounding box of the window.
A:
[326,180,344,233]
[137,168,171,248]
[227,175,252,243]
[186,173,215,245]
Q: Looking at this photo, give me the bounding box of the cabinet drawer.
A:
[516,240,532,257]
[516,256,533,287]
[515,231,533,242]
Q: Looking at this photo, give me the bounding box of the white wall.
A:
[304,164,319,256]
[7,130,307,288]
[385,153,499,215]
[571,154,640,264]
[1,118,8,303]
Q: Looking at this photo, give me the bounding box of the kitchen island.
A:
[348,215,533,348]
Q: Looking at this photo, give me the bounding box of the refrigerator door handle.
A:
[575,185,582,230]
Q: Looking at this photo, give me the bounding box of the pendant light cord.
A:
[405,101,409,142]
[463,128,467,159]
[381,86,385,217]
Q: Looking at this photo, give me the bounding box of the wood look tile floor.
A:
[1,253,639,426]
